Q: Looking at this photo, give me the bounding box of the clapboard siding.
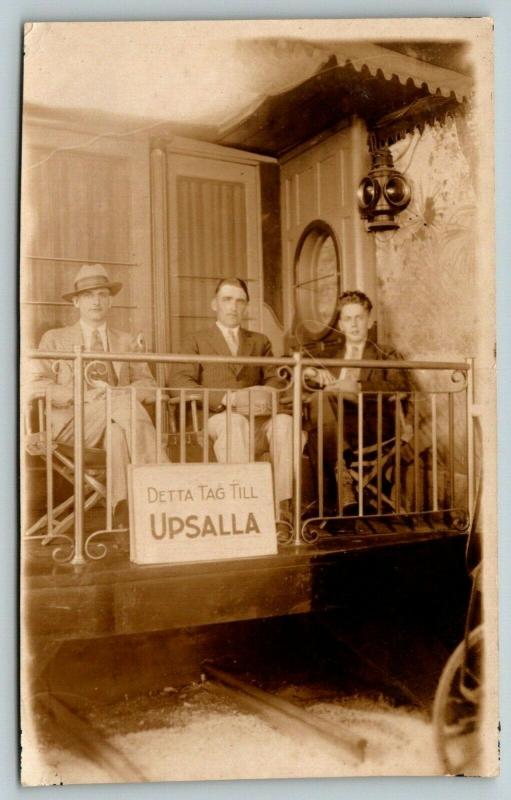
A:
[21,123,153,347]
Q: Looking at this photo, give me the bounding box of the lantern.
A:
[357,147,411,232]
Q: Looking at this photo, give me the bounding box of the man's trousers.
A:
[207,411,293,509]
[55,391,169,509]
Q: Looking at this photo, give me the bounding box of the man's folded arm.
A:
[359,348,411,394]
[261,336,286,390]
[127,336,157,387]
[168,334,224,410]
[29,329,74,406]
[125,335,158,402]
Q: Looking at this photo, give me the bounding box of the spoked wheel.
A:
[433,625,484,775]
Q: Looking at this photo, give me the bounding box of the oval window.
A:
[294,221,341,341]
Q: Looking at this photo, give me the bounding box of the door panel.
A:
[161,150,263,352]
[280,121,375,334]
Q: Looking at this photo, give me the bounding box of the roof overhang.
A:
[217,40,472,157]
[322,41,471,102]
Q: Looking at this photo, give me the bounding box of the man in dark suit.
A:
[170,278,294,513]
[305,290,411,513]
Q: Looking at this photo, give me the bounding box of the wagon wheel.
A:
[433,625,484,775]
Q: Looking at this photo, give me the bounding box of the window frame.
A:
[293,219,342,342]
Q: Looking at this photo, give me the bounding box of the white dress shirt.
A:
[339,340,365,382]
[216,321,240,355]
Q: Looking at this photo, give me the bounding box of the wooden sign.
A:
[127,462,278,565]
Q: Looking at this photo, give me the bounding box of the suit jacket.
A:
[30,322,156,435]
[307,337,411,447]
[343,338,411,445]
[169,325,283,410]
[337,338,411,394]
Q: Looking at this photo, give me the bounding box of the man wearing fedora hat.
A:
[32,263,168,522]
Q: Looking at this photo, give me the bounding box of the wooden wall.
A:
[279,120,376,335]
[21,117,282,359]
[21,120,153,348]
[260,162,283,325]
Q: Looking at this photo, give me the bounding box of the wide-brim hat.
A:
[62,263,123,302]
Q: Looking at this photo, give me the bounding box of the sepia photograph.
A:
[19,17,498,785]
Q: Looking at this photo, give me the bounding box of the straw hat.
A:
[62,263,122,302]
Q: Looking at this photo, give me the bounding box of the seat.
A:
[24,390,107,543]
[167,392,214,462]
[343,436,405,515]
[303,389,415,519]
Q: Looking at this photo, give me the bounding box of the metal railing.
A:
[23,347,476,564]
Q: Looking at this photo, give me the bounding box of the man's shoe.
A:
[113,500,130,530]
[341,502,360,517]
[276,500,294,543]
[339,472,357,507]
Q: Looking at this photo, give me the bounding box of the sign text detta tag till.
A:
[128,462,277,565]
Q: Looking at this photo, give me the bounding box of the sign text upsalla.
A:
[128,463,278,564]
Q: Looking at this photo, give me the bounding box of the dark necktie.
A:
[88,328,117,386]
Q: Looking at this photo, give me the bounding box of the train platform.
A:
[24,521,469,646]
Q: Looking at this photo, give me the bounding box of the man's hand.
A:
[85,385,106,402]
[323,377,361,404]
[303,367,337,388]
[133,387,157,405]
[228,386,276,416]
[220,392,236,408]
[325,378,360,393]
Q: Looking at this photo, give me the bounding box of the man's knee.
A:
[267,414,293,448]
[273,413,292,435]
[208,411,249,439]
[105,421,129,461]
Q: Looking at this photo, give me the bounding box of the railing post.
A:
[292,351,303,545]
[130,386,138,464]
[71,345,85,565]
[357,393,364,517]
[203,390,210,463]
[431,394,438,512]
[271,387,278,518]
[448,391,455,508]
[45,388,54,539]
[413,393,420,512]
[106,386,113,530]
[466,357,476,521]
[155,388,162,464]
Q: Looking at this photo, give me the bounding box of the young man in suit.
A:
[170,278,294,515]
[31,263,168,519]
[305,290,411,514]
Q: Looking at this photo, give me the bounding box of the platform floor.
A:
[23,519,469,647]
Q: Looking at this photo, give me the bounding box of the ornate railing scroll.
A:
[24,346,474,561]
[23,383,76,563]
[298,362,473,544]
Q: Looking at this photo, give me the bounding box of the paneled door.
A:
[280,120,376,336]
[151,142,264,354]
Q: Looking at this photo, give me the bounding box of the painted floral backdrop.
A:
[374,117,479,498]
[375,117,477,362]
